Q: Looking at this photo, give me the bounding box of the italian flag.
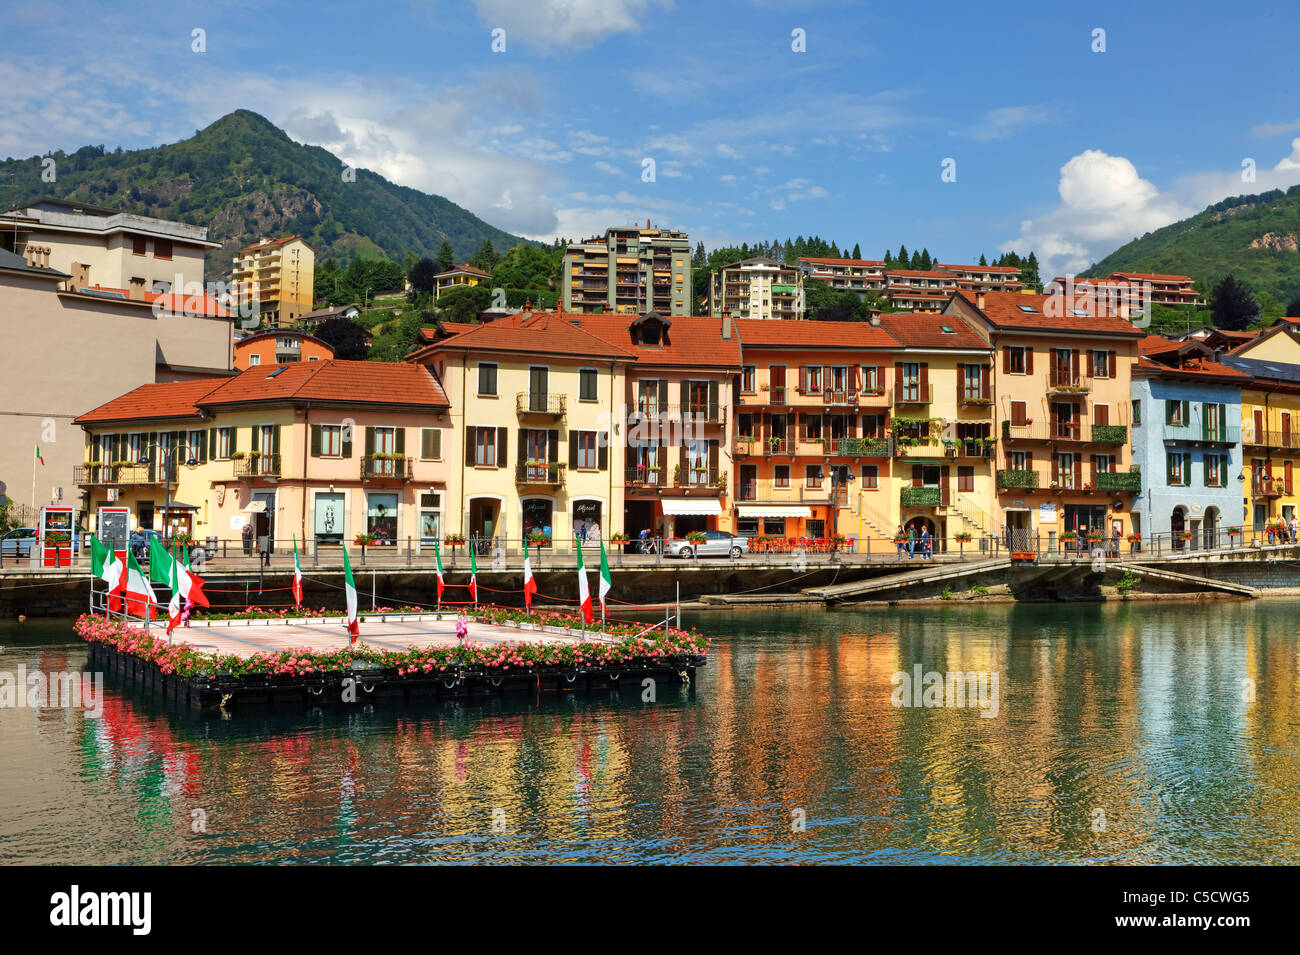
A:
[434,542,444,604]
[575,534,592,624]
[342,544,359,641]
[89,535,124,613]
[598,535,612,618]
[468,543,477,604]
[149,539,208,607]
[522,539,536,611]
[123,547,156,619]
[166,552,183,637]
[34,445,45,466]
[291,536,303,608]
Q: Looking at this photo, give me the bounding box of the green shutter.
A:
[1203,454,1210,486]
[1219,403,1227,440]
[251,427,260,452]
[1166,453,1174,485]
[395,427,405,456]
[1182,401,1190,427]
[340,425,351,459]
[310,424,321,457]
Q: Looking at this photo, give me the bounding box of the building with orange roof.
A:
[433,264,490,299]
[1130,337,1247,546]
[75,361,450,549]
[562,223,692,316]
[230,235,315,328]
[233,328,335,369]
[796,257,886,295]
[708,258,803,320]
[945,290,1145,550]
[1055,271,1205,314]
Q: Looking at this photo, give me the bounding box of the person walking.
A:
[1290,515,1297,545]
[895,525,906,558]
[906,525,916,559]
[242,521,254,557]
[920,526,932,560]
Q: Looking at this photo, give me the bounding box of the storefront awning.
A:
[736,505,813,518]
[662,499,723,516]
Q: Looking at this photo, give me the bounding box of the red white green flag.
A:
[598,535,612,617]
[523,538,536,611]
[342,545,359,641]
[468,543,478,604]
[89,534,124,613]
[434,542,444,604]
[34,445,45,466]
[291,536,303,607]
[166,552,183,637]
[122,547,156,619]
[574,534,592,624]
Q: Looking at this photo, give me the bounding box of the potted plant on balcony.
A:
[1085,531,1103,544]
[443,533,466,560]
[953,529,972,556]
[768,436,782,453]
[354,531,378,562]
[1176,530,1194,542]
[1059,530,1078,545]
[527,530,552,548]
[1226,526,1242,538]
[673,464,683,484]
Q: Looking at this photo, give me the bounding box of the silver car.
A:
[0,527,37,558]
[664,530,749,559]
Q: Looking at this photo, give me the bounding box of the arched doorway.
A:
[1203,506,1219,549]
[1171,506,1186,550]
[904,516,938,555]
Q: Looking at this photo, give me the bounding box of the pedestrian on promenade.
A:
[907,525,916,559]
[242,522,254,556]
[920,526,932,560]
[1290,515,1297,544]
[456,613,469,643]
[895,525,906,557]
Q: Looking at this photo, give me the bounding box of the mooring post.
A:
[406,537,412,567]
[372,567,377,610]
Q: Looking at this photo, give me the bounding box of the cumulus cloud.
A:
[470,0,667,53]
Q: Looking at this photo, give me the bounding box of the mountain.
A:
[0,110,531,276]
[1083,185,1300,305]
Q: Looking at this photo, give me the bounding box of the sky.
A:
[4,0,1300,277]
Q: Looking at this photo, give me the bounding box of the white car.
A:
[664,531,749,559]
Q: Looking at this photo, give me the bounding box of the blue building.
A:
[1130,338,1247,548]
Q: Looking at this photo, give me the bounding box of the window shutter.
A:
[848,415,857,439]
[548,429,559,464]
[658,379,668,411]
[854,366,862,391]
[598,435,608,471]
[518,430,528,465]
[198,434,208,464]
[364,427,375,456]
[1094,404,1109,426]
[1025,451,1033,469]
[91,435,100,464]
[911,464,921,488]
[251,427,260,452]
[823,365,831,391]
[1025,348,1033,375]
[1072,350,1080,382]
[1166,454,1174,485]
[657,445,667,472]
[680,380,688,410]
[466,428,476,466]
[981,365,990,399]
[1219,404,1227,440]
[568,430,578,469]
[679,445,688,475]
[497,427,508,468]
[231,427,238,456]
[708,381,719,420]
[919,363,929,400]
[1051,457,1059,485]
[799,366,808,392]
[311,424,322,457]
[209,428,217,460]
[941,466,950,506]
[273,426,281,456]
[1086,351,1094,377]
[1108,352,1116,379]
[1003,346,1011,374]
[709,440,719,474]
[1165,400,1174,425]
[801,414,809,442]
[1287,461,1294,495]
[1203,455,1210,486]
[1182,401,1189,426]
[395,428,405,456]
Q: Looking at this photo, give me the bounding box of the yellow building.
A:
[408,310,636,546]
[434,264,490,299]
[231,236,315,328]
[75,361,451,551]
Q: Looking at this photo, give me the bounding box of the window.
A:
[419,492,441,544]
[478,363,498,396]
[1167,451,1191,486]
[366,492,398,544]
[131,236,146,256]
[420,428,442,460]
[213,427,233,460]
[958,466,975,493]
[830,366,849,393]
[637,380,661,416]
[474,427,498,466]
[1166,400,1186,426]
[861,465,879,489]
[901,362,921,401]
[804,414,823,442]
[1009,400,1029,427]
[859,365,880,394]
[1133,400,1141,425]
[806,365,823,393]
[1205,454,1224,487]
[1092,350,1110,378]
[249,354,261,366]
[1093,454,1114,475]
[1008,346,1027,374]
[774,465,790,488]
[805,465,822,488]
[576,431,597,469]
[962,364,985,400]
[579,368,598,402]
[319,425,343,457]
[154,238,173,260]
[1011,450,1029,470]
[741,365,756,393]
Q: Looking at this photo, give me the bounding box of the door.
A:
[770,365,787,403]
[739,464,758,501]
[1005,511,1031,552]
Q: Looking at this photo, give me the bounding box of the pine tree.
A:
[1211,274,1259,331]
[692,241,706,267]
[919,248,932,270]
[435,239,455,274]
[978,253,987,266]
[851,243,861,260]
[909,250,922,269]
[897,245,908,266]
[883,249,894,268]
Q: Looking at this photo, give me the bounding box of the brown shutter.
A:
[466,427,475,465]
[519,430,529,465]
[1109,352,1116,379]
[1051,456,1059,485]
[941,466,951,506]
[799,365,808,392]
[1288,461,1294,496]
[1086,350,1095,377]
[1072,350,1080,382]
[658,379,668,411]
[894,364,903,398]
[708,381,719,420]
[1002,346,1011,374]
[598,435,608,471]
[548,429,559,465]
[497,426,508,468]
[568,430,578,469]
[911,464,921,488]
[1094,404,1109,426]
[919,363,929,400]
[709,440,719,474]
[1025,347,1033,375]
[680,380,688,411]
[679,445,688,477]
[657,445,667,472]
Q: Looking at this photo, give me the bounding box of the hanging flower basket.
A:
[1226,527,1242,536]
[1126,532,1142,543]
[527,531,552,547]
[354,533,379,546]
[953,532,973,542]
[443,534,466,546]
[610,533,629,544]
[1176,531,1194,541]
[1060,531,1078,542]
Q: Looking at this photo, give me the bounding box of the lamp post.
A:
[138,440,199,545]
[820,466,856,552]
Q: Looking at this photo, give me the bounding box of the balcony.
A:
[953,439,996,459]
[516,462,565,486]
[1163,422,1239,445]
[625,465,725,492]
[74,463,157,486]
[1047,373,1092,395]
[830,436,892,457]
[1001,420,1087,443]
[516,392,566,418]
[236,453,281,479]
[1090,424,1129,444]
[893,438,943,458]
[900,485,942,508]
[735,479,838,503]
[1095,469,1142,492]
[959,390,994,407]
[360,454,412,482]
[996,469,1040,491]
[893,383,934,406]
[1252,477,1283,499]
[820,389,855,406]
[763,438,794,456]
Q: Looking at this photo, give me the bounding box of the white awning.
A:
[736,505,813,518]
[662,499,723,516]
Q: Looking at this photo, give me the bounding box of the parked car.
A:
[664,531,749,559]
[0,527,37,558]
[129,529,162,564]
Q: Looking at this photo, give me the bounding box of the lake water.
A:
[1,602,1296,864]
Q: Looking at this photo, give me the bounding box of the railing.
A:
[1162,421,1239,444]
[74,464,157,486]
[516,462,565,485]
[893,438,943,458]
[625,466,724,489]
[516,392,567,416]
[1241,427,1300,448]
[959,390,994,407]
[236,453,281,478]
[361,454,412,481]
[1046,373,1093,394]
[630,402,725,424]
[626,465,668,486]
[1001,420,1090,442]
[735,479,837,503]
[831,436,892,456]
[893,382,934,405]
[900,485,942,507]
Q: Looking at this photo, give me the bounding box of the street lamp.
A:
[818,467,856,550]
[138,441,199,543]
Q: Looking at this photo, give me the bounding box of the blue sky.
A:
[4,0,1300,276]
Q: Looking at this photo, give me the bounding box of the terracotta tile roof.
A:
[239,235,300,252]
[939,263,1021,273]
[76,379,224,424]
[954,290,1144,337]
[876,313,990,350]
[410,310,639,362]
[1139,334,1184,356]
[80,286,230,317]
[798,257,885,267]
[1111,271,1195,283]
[198,360,449,408]
[436,264,490,278]
[736,318,897,349]
[576,313,743,367]
[884,269,957,279]
[1134,356,1249,381]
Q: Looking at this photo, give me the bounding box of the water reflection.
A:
[0,602,1296,864]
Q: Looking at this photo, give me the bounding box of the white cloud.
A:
[782,178,828,201]
[950,105,1052,141]
[1005,143,1300,278]
[470,0,667,53]
[1252,119,1300,137]
[594,161,622,176]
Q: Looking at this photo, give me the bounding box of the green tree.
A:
[435,239,455,274]
[851,243,861,259]
[469,240,499,272]
[1286,296,1300,317]
[436,284,492,323]
[1211,274,1259,330]
[408,257,439,296]
[314,317,371,360]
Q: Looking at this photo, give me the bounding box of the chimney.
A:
[722,310,733,340]
[22,245,36,268]
[128,276,147,301]
[976,291,986,310]
[67,262,90,292]
[869,313,880,327]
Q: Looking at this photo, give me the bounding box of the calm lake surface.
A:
[1,602,1297,865]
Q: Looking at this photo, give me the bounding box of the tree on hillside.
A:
[403,251,419,274]
[692,242,706,268]
[314,317,371,360]
[408,257,439,297]
[1286,296,1300,317]
[436,284,492,323]
[469,240,499,272]
[435,239,455,274]
[1210,274,1259,330]
[978,253,987,266]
